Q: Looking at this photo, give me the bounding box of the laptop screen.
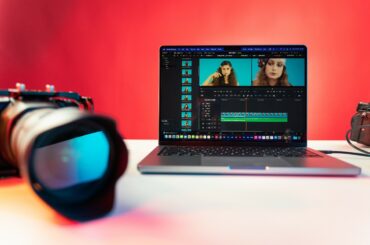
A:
[160,45,307,146]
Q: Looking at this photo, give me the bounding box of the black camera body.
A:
[350,102,370,146]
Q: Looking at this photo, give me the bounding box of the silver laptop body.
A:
[138,45,360,176]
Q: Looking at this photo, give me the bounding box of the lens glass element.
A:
[33,131,109,190]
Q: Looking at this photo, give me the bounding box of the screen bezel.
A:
[159,45,307,147]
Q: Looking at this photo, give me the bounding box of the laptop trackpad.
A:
[202,157,292,168]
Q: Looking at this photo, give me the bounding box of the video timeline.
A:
[221,112,288,123]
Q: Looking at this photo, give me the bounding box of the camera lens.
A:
[0,101,127,220]
[33,130,109,191]
[30,123,111,203]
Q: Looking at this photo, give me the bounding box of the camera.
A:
[0,84,128,221]
[349,102,370,146]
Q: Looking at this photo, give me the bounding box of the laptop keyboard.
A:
[158,146,321,157]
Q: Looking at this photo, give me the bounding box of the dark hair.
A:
[254,59,291,86]
[213,60,238,86]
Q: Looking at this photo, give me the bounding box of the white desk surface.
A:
[0,140,369,245]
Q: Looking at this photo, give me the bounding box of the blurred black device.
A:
[349,102,370,146]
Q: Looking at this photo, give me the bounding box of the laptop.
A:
[138,45,361,176]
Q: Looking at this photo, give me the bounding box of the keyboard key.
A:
[158,146,321,158]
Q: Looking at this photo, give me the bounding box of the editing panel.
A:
[160,46,307,143]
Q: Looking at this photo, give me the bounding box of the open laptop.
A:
[138,45,361,176]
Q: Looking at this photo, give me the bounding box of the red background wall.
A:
[0,0,369,140]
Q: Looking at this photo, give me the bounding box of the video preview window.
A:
[199,58,305,87]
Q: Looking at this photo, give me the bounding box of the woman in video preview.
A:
[252,58,292,86]
[202,60,239,86]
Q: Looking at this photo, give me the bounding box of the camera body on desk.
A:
[350,102,370,146]
[0,83,128,221]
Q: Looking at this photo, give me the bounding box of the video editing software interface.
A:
[160,46,307,143]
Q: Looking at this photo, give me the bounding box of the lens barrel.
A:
[0,101,128,220]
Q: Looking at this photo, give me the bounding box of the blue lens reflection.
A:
[33,131,110,190]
